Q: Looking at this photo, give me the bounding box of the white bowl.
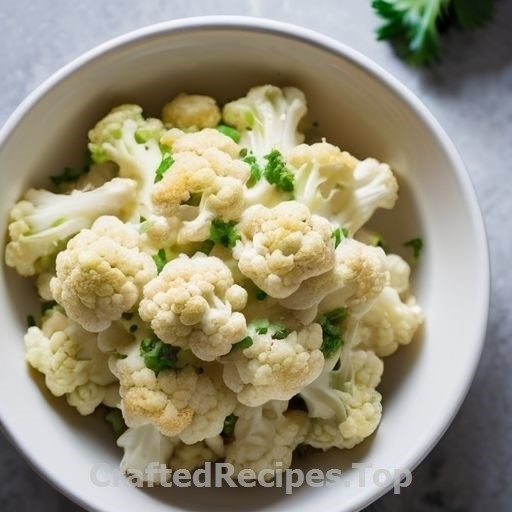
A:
[0,16,489,512]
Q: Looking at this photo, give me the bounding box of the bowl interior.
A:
[0,18,488,512]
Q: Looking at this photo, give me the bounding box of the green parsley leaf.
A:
[216,124,241,142]
[373,0,494,66]
[209,219,240,248]
[27,315,36,328]
[242,150,263,188]
[404,237,423,262]
[249,319,290,339]
[221,414,238,438]
[317,308,348,359]
[251,319,269,335]
[104,408,127,438]
[256,288,267,301]
[231,336,254,351]
[50,150,93,186]
[263,150,295,192]
[152,248,167,273]
[50,167,84,186]
[41,300,58,315]
[271,324,291,340]
[331,227,349,248]
[140,338,180,375]
[373,0,451,66]
[154,153,174,183]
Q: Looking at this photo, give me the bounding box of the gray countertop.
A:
[1,1,511,511]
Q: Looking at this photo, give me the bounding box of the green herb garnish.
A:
[372,0,494,66]
[231,336,254,351]
[249,319,290,339]
[255,288,267,301]
[152,248,167,273]
[50,167,84,186]
[263,149,295,192]
[404,237,423,262]
[41,300,58,315]
[154,153,174,183]
[317,308,348,359]
[331,227,349,248]
[221,414,238,438]
[209,219,240,248]
[216,124,241,142]
[140,338,180,375]
[104,408,127,438]
[242,150,263,188]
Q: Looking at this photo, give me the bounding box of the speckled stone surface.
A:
[1,1,511,511]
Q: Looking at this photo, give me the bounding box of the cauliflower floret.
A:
[169,436,224,471]
[357,286,424,357]
[152,129,250,244]
[233,201,335,299]
[161,93,221,131]
[280,238,388,319]
[160,127,243,160]
[386,253,412,295]
[50,216,157,333]
[225,401,308,477]
[112,342,236,441]
[139,253,248,361]
[306,386,382,450]
[221,323,325,407]
[301,349,383,450]
[88,104,165,217]
[4,177,137,276]
[117,424,178,484]
[24,308,115,414]
[222,85,307,160]
[287,142,399,235]
[151,151,248,244]
[118,424,224,484]
[67,382,119,415]
[179,364,237,445]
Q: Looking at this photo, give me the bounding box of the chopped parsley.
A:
[140,338,180,375]
[332,227,349,248]
[209,219,240,248]
[404,237,423,262]
[249,319,291,339]
[317,308,348,359]
[104,408,127,438]
[221,414,238,439]
[231,336,254,351]
[241,150,263,187]
[263,149,295,192]
[154,152,174,183]
[255,288,268,301]
[372,0,494,66]
[216,124,241,142]
[152,248,167,273]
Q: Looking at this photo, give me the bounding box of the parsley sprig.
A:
[373,0,494,66]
